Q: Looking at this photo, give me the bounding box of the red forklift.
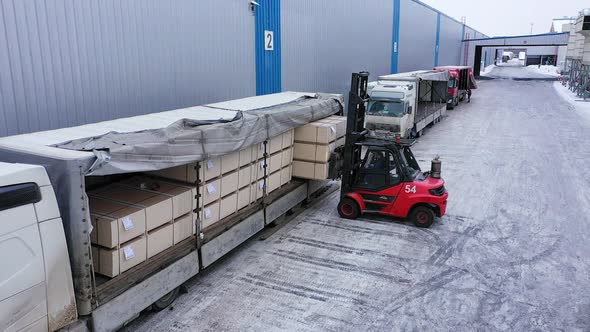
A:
[333,72,448,228]
[434,66,477,109]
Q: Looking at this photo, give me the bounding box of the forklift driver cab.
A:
[358,150,400,189]
[388,153,400,183]
[359,150,387,188]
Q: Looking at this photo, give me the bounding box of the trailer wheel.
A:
[338,198,360,219]
[410,206,435,228]
[152,287,180,311]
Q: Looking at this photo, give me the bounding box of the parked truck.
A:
[0,81,447,332]
[433,66,478,109]
[0,92,343,332]
[365,70,449,138]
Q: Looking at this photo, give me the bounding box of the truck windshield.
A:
[367,100,405,117]
[447,78,456,88]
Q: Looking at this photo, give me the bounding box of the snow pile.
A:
[480,64,496,76]
[527,65,560,77]
[553,81,590,124]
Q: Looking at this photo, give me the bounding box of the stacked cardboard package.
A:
[150,129,294,231]
[292,115,346,180]
[89,178,195,278]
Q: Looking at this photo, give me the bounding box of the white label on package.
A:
[204,208,212,219]
[123,246,135,260]
[121,216,135,231]
[330,126,336,134]
[206,183,217,194]
[207,160,214,169]
[259,180,265,190]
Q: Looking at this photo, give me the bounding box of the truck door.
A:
[405,102,415,137]
[0,182,48,331]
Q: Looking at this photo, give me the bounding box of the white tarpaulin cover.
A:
[378,70,450,82]
[46,92,343,175]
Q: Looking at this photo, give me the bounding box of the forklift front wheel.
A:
[410,206,435,228]
[338,198,360,219]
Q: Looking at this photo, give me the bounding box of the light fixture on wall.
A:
[249,1,259,13]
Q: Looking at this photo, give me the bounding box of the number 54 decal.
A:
[404,185,417,194]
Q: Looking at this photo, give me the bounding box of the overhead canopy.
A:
[0,92,343,176]
[378,70,450,82]
[434,65,471,70]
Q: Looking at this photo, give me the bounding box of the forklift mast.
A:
[341,72,370,199]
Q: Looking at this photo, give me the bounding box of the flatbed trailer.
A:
[415,101,447,133]
[0,92,342,332]
[90,178,327,331]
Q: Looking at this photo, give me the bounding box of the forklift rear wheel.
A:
[152,287,180,311]
[410,206,435,228]
[338,198,360,219]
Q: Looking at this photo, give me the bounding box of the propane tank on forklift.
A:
[431,155,442,179]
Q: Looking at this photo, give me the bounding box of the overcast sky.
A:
[420,0,588,36]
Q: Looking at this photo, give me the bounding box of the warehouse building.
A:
[0,0,486,137]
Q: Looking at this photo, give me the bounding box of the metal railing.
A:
[564,58,590,100]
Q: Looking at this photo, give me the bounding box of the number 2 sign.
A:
[264,30,274,51]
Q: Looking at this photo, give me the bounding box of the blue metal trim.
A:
[255,0,281,95]
[391,0,401,74]
[434,13,440,67]
[463,32,568,42]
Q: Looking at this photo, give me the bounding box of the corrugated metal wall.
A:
[398,0,437,72]
[0,0,487,137]
[281,0,393,93]
[525,46,559,55]
[0,0,255,137]
[438,15,464,66]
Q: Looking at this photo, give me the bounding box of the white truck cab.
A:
[366,70,449,139]
[366,81,416,138]
[0,162,77,331]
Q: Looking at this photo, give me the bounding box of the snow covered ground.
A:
[482,63,558,80]
[123,79,590,332]
[526,65,560,77]
[553,81,590,124]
